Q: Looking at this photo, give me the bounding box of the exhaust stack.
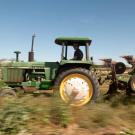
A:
[28,34,36,62]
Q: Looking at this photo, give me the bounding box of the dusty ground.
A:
[0,85,135,135]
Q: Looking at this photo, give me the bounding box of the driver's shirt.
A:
[74,49,83,60]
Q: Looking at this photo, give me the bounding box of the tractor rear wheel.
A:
[54,68,99,107]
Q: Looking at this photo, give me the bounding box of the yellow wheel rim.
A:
[132,79,135,91]
[59,73,93,107]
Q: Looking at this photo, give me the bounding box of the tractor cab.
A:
[55,37,92,65]
[53,37,100,107]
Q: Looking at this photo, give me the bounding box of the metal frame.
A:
[61,43,90,61]
[61,43,65,60]
[86,43,90,61]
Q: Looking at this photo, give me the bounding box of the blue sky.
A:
[0,0,135,63]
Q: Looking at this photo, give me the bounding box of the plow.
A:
[0,35,135,106]
[96,55,135,97]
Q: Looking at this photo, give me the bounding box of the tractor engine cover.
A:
[115,62,126,74]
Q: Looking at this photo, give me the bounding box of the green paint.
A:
[60,60,92,65]
[55,37,92,46]
[21,81,40,88]
[39,80,53,90]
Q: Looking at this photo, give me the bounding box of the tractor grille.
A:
[6,68,24,82]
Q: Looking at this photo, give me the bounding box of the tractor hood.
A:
[0,61,45,68]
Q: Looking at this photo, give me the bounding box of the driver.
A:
[73,45,83,60]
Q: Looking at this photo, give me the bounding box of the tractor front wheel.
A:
[0,88,17,97]
[54,68,99,107]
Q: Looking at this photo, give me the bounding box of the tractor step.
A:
[33,90,53,94]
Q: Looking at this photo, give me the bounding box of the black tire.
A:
[115,62,126,74]
[54,68,100,106]
[128,75,135,93]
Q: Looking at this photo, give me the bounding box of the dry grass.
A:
[0,87,135,135]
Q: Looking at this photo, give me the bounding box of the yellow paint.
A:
[132,80,135,91]
[59,73,93,107]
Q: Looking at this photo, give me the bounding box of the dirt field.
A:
[0,85,135,135]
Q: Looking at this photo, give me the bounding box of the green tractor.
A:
[0,37,99,106]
